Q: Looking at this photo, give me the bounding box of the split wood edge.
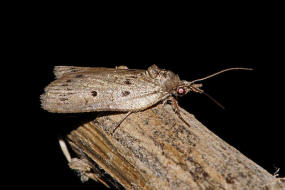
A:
[62,104,285,190]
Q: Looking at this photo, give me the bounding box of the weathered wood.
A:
[64,103,285,190]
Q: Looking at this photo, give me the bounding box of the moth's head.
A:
[173,67,253,109]
[175,81,224,109]
[175,67,254,97]
[174,81,203,97]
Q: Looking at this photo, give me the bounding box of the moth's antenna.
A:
[190,67,253,84]
[202,91,225,109]
[190,85,225,109]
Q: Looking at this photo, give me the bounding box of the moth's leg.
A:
[58,138,110,188]
[162,97,172,105]
[115,65,128,69]
[170,96,192,128]
[113,111,133,133]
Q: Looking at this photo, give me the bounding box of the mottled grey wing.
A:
[41,68,169,113]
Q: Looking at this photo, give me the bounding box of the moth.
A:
[41,65,252,132]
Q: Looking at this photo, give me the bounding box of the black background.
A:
[15,6,284,189]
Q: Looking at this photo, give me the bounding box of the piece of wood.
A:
[64,103,285,190]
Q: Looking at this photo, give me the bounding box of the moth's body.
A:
[42,64,252,134]
[41,65,183,113]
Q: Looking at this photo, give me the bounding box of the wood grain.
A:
[65,103,284,190]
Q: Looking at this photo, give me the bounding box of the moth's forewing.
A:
[41,67,169,113]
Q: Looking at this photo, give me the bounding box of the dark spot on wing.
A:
[75,74,83,78]
[124,80,132,85]
[91,91,97,97]
[66,79,72,83]
[60,98,68,101]
[62,84,68,86]
[122,91,130,97]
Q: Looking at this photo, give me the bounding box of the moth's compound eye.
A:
[177,87,185,96]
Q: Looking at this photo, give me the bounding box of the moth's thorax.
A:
[146,65,181,93]
[161,72,181,92]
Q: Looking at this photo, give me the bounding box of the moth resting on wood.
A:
[41,65,252,131]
